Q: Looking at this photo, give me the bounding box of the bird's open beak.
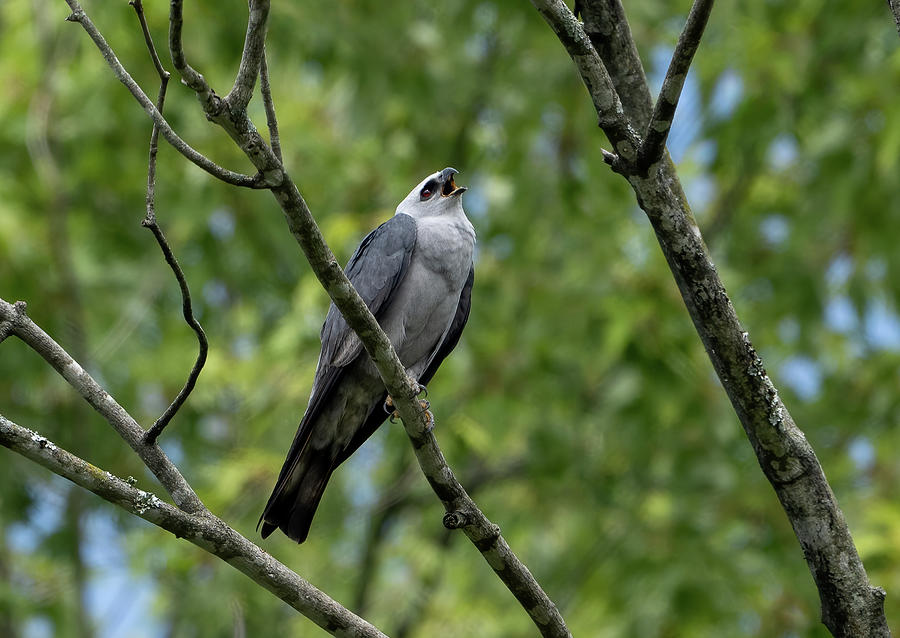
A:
[440,167,467,197]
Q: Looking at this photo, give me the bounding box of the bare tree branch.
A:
[575,0,652,129]
[140,219,209,445]
[63,1,261,188]
[0,415,388,638]
[0,298,203,514]
[130,0,167,80]
[129,0,208,444]
[225,0,270,110]
[636,0,715,172]
[259,47,283,164]
[167,0,214,101]
[529,0,642,171]
[531,1,890,636]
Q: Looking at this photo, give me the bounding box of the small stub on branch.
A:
[443,510,470,529]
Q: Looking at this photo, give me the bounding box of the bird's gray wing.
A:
[319,212,417,368]
[334,263,474,467]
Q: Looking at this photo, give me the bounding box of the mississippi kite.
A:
[261,167,475,543]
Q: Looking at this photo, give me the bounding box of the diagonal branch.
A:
[130,0,208,444]
[225,0,270,110]
[636,0,715,172]
[0,298,203,514]
[167,0,214,100]
[529,0,642,170]
[259,46,282,163]
[532,2,891,636]
[576,0,653,130]
[0,415,388,638]
[64,1,261,188]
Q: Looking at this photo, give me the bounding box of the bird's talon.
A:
[423,410,435,433]
[416,383,428,398]
[383,395,395,414]
[419,398,431,411]
[389,411,400,424]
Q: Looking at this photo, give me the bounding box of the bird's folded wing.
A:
[319,212,417,368]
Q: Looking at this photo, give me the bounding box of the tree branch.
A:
[532,2,891,636]
[259,46,282,164]
[530,0,642,167]
[636,0,714,172]
[576,0,652,130]
[139,219,209,445]
[0,298,203,514]
[130,0,208,444]
[63,1,261,188]
[225,0,270,111]
[0,415,388,638]
[167,0,214,100]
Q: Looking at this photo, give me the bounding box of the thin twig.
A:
[0,415,388,638]
[225,0,270,110]
[64,1,261,188]
[637,0,715,172]
[130,0,208,444]
[167,0,214,99]
[129,0,167,79]
[259,46,282,163]
[140,220,209,445]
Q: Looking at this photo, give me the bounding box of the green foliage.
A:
[1,0,899,636]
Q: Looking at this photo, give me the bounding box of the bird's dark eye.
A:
[420,189,432,199]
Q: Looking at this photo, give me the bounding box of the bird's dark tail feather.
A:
[259,452,335,544]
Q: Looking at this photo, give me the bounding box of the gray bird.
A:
[260,167,475,543]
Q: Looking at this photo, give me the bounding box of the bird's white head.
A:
[395,167,467,219]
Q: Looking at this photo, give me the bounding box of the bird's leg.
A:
[383,394,399,423]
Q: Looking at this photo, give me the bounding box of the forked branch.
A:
[0,415,388,638]
[64,0,260,187]
[636,0,715,172]
[531,1,891,636]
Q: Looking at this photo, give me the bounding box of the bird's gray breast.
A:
[381,214,475,378]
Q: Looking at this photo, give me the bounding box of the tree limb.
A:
[259,46,283,164]
[0,415,388,638]
[63,1,261,188]
[130,0,208,444]
[636,0,714,173]
[0,298,203,514]
[531,1,890,636]
[529,0,642,168]
[576,0,652,129]
[225,0,270,111]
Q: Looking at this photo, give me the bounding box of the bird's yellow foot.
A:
[383,394,433,428]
